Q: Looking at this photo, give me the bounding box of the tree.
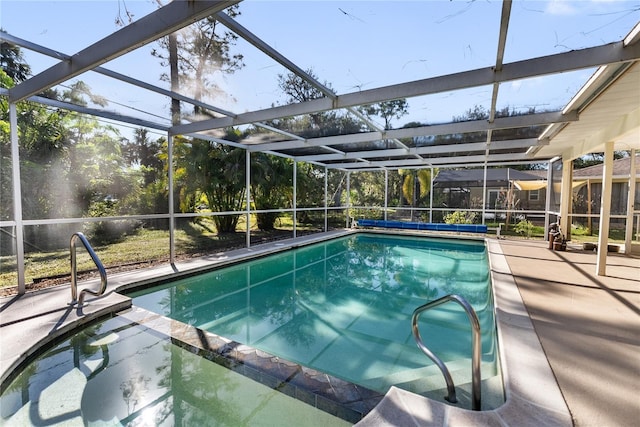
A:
[1,63,139,246]
[295,162,329,225]
[277,68,327,103]
[55,82,124,218]
[0,69,71,222]
[1,46,72,239]
[122,128,164,186]
[179,132,246,233]
[152,4,244,118]
[399,168,436,220]
[271,69,364,225]
[573,151,627,169]
[358,99,409,151]
[0,35,31,82]
[358,100,409,131]
[343,170,387,221]
[151,4,247,232]
[275,68,364,137]
[250,153,293,230]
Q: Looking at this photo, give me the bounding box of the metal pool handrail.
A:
[411,294,482,411]
[70,232,107,308]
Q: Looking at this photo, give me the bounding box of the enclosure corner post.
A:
[324,166,328,232]
[10,103,26,294]
[246,149,251,248]
[168,134,176,264]
[624,149,637,254]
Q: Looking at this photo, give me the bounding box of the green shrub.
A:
[514,219,534,238]
[444,211,476,224]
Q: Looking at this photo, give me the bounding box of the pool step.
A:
[395,359,497,393]
[363,356,500,404]
[362,356,467,390]
[418,373,506,411]
[379,358,504,411]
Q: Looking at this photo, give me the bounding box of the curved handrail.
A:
[411,294,482,410]
[70,232,107,307]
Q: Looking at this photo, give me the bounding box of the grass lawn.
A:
[0,213,340,292]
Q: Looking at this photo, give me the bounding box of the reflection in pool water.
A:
[0,316,350,426]
[128,233,499,398]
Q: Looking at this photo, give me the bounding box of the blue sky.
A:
[1,0,639,138]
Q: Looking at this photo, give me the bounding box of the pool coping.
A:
[0,230,572,426]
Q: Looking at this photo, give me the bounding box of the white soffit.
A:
[536,61,640,161]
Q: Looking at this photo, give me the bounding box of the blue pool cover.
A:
[356,219,488,233]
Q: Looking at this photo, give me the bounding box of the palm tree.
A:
[182,137,246,233]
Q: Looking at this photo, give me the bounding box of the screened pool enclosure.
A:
[1,1,639,293]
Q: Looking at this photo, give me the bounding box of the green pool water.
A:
[129,233,498,395]
[0,315,350,426]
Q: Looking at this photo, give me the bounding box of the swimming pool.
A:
[127,233,501,404]
[1,232,503,424]
[1,233,574,426]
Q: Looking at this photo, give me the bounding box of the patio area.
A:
[498,239,640,427]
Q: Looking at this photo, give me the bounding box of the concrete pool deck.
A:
[497,239,640,427]
[1,232,638,426]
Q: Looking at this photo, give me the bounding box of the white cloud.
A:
[545,0,578,16]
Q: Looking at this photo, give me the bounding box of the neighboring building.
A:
[572,156,640,230]
[431,157,639,227]
[432,168,547,212]
[432,157,639,212]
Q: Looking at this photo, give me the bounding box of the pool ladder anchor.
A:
[411,294,482,411]
[69,232,107,308]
